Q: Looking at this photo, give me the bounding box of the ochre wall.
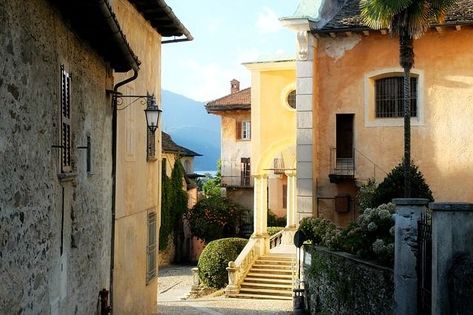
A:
[314,30,473,226]
[113,0,161,314]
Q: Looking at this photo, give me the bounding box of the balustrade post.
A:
[225,261,240,297]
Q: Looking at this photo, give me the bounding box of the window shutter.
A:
[236,121,242,140]
[61,65,72,172]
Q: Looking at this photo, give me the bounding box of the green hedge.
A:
[267,226,284,236]
[198,238,248,288]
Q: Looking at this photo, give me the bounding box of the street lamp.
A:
[144,96,161,133]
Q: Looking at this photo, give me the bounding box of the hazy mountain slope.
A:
[161,90,220,171]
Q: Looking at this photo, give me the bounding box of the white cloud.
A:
[256,7,282,34]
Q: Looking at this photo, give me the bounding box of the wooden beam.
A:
[380,29,388,35]
[314,33,321,39]
[362,30,370,36]
[345,31,352,37]
[456,25,462,31]
[329,32,336,38]
[435,26,444,33]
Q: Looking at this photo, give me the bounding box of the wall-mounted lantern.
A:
[114,93,162,134]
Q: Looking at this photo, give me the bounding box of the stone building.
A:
[281,0,473,226]
[0,0,190,314]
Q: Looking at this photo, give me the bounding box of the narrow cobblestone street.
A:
[157,265,293,315]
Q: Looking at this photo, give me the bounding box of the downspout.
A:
[110,69,139,313]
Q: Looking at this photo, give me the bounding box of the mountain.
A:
[161,90,220,171]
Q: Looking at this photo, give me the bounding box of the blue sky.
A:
[162,1,298,102]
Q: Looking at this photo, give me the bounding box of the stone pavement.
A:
[157,265,293,315]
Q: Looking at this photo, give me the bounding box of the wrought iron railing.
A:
[329,147,388,181]
[417,213,432,315]
[221,175,253,187]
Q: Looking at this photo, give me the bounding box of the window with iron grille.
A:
[241,158,251,187]
[61,65,72,172]
[146,128,155,161]
[146,211,157,284]
[375,76,417,118]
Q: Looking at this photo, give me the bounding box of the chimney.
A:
[230,79,240,94]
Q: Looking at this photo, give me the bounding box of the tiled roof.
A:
[162,132,202,157]
[317,0,473,33]
[205,88,251,113]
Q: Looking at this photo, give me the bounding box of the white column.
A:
[253,173,268,237]
[285,171,297,228]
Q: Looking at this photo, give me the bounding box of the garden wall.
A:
[303,246,394,315]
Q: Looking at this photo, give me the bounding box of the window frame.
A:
[364,68,424,128]
[60,65,72,173]
[238,120,251,141]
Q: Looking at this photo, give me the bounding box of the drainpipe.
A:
[109,68,139,313]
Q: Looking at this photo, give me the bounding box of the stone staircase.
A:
[235,253,295,300]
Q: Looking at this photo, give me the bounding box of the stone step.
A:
[244,276,293,284]
[241,282,293,290]
[248,268,292,274]
[251,264,292,270]
[246,272,293,279]
[239,287,293,296]
[233,293,292,300]
[259,255,294,261]
[254,259,293,266]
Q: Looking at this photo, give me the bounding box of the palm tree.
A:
[360,0,454,197]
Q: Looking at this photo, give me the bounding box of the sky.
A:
[161,1,298,102]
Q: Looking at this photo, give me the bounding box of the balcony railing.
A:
[221,159,253,188]
[221,175,253,188]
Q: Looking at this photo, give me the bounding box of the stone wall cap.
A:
[429,202,473,212]
[393,198,430,206]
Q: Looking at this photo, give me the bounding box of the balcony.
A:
[221,175,253,188]
[329,147,355,183]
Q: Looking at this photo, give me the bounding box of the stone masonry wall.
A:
[0,0,113,314]
[304,246,394,315]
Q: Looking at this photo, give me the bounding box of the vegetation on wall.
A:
[159,160,188,251]
[198,238,248,288]
[268,209,286,227]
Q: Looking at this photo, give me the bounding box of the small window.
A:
[375,76,417,118]
[237,121,251,140]
[61,65,72,173]
[287,90,296,109]
[147,128,155,161]
[146,212,157,284]
[240,158,251,187]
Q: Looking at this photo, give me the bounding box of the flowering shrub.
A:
[298,203,396,266]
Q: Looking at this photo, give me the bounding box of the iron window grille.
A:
[375,76,417,118]
[146,211,157,284]
[61,65,72,172]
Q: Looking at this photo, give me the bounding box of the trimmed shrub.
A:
[371,161,433,207]
[198,238,248,288]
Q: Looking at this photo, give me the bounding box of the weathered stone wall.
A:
[304,246,394,315]
[0,0,113,314]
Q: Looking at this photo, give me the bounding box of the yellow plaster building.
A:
[282,0,473,226]
[112,1,191,313]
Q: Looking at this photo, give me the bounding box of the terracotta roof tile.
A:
[205,88,251,112]
[317,0,473,33]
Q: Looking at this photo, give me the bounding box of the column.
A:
[393,198,429,315]
[296,31,317,222]
[285,170,297,228]
[253,173,268,237]
[430,202,473,315]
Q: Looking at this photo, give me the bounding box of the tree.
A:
[360,0,454,197]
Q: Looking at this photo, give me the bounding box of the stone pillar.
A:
[253,173,268,237]
[285,170,297,228]
[393,198,429,315]
[430,202,473,315]
[296,31,317,223]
